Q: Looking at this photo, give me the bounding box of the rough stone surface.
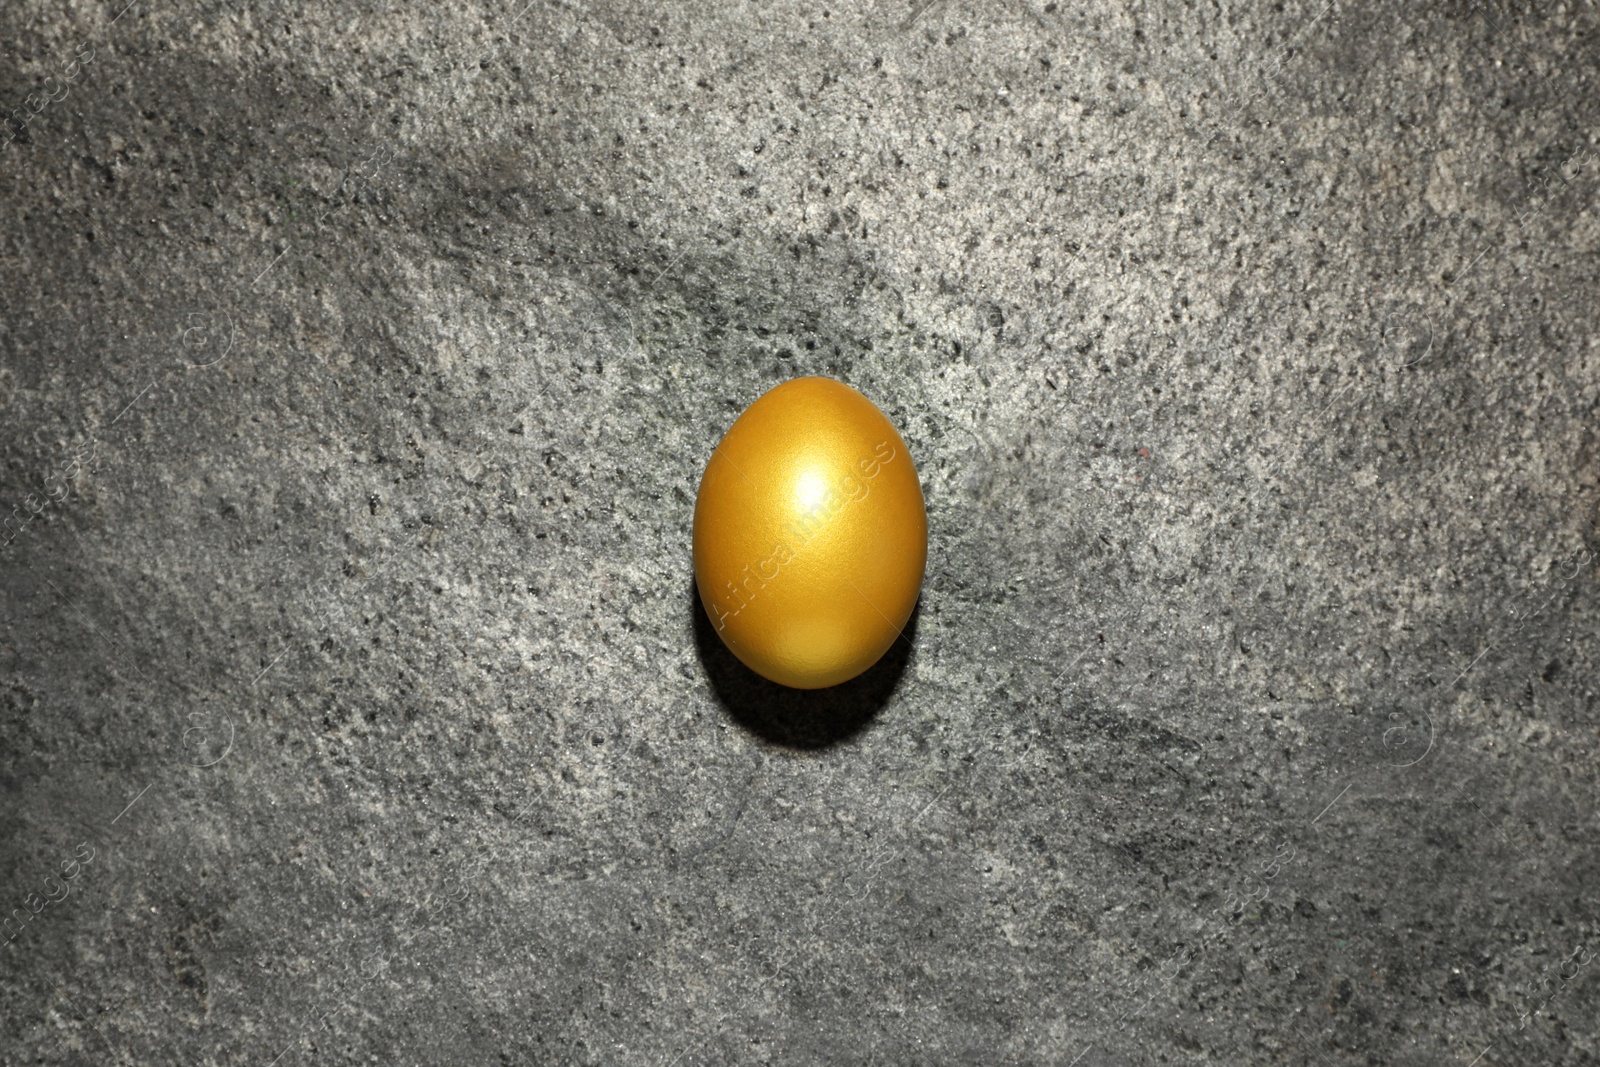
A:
[3,2,1599,1064]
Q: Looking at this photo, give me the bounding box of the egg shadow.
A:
[689,576,919,749]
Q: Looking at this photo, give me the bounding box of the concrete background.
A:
[2,1,1598,1064]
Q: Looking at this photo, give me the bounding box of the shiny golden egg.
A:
[692,376,927,689]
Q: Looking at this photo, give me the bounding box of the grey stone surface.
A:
[2,1,1599,1063]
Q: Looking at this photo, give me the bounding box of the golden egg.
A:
[692,376,927,689]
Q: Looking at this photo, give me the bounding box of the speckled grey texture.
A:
[2,1,1598,1064]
